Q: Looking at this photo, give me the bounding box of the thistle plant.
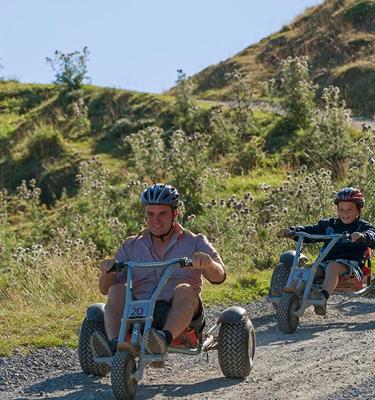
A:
[167,130,210,213]
[270,56,316,129]
[172,69,200,133]
[225,69,260,140]
[305,86,352,177]
[15,179,46,244]
[123,126,166,181]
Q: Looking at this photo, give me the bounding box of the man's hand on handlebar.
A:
[99,258,116,274]
[192,252,214,270]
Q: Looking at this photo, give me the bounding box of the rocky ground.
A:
[1,296,375,400]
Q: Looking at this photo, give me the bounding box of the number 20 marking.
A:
[130,306,145,316]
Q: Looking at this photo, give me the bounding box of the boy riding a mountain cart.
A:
[78,183,255,399]
[268,187,375,333]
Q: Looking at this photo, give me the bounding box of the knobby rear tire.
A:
[218,316,255,378]
[269,263,290,309]
[78,318,110,377]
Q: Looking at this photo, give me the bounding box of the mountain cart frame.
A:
[267,231,375,333]
[78,257,256,400]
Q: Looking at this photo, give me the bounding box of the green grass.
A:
[0,113,24,139]
[0,304,85,355]
[222,169,286,198]
[202,269,272,304]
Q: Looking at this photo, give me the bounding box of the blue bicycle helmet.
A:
[141,184,180,207]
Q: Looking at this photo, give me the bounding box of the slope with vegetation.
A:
[1,1,375,355]
[190,0,375,116]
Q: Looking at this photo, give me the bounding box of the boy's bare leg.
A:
[323,262,349,295]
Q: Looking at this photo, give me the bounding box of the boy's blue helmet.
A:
[141,184,180,207]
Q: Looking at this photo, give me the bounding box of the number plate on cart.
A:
[129,302,149,318]
[291,269,310,282]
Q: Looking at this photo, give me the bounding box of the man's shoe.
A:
[90,331,114,358]
[144,328,168,354]
[314,295,327,316]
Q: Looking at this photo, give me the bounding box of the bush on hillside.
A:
[269,56,316,129]
[27,127,66,161]
[123,126,166,182]
[342,1,375,31]
[302,86,351,178]
[225,69,260,140]
[208,105,238,158]
[171,70,204,134]
[46,47,90,91]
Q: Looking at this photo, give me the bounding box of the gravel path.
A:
[1,296,375,400]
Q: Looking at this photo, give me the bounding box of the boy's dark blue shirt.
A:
[290,218,375,264]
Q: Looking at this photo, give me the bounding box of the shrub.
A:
[208,105,238,158]
[225,69,260,140]
[167,130,210,214]
[27,127,66,161]
[231,136,265,174]
[269,56,316,129]
[306,86,351,178]
[46,47,90,91]
[123,127,166,182]
[171,70,201,133]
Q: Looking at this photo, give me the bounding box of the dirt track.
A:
[1,296,375,400]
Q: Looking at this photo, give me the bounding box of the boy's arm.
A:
[290,219,331,235]
[281,219,331,242]
[360,223,375,248]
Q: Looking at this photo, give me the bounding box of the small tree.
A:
[167,130,209,214]
[270,56,316,129]
[307,86,352,177]
[172,69,199,132]
[46,47,90,90]
[225,69,260,140]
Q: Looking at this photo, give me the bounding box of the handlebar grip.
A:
[107,261,127,273]
[180,257,193,267]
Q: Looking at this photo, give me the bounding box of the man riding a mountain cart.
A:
[78,183,256,399]
[268,187,375,334]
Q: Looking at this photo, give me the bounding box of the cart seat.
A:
[336,248,372,292]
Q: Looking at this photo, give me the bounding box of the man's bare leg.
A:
[163,283,200,339]
[104,283,125,340]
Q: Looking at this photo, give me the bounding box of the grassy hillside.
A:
[189,0,375,116]
[0,81,175,204]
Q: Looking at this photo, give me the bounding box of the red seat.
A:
[336,248,372,292]
[170,327,200,348]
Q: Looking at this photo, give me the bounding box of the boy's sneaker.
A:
[144,328,168,354]
[90,331,115,358]
[314,295,327,316]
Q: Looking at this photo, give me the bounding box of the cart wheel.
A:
[78,318,110,377]
[269,263,290,308]
[111,351,137,400]
[218,316,255,378]
[276,293,300,333]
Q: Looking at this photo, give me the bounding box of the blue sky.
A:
[1,0,324,93]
